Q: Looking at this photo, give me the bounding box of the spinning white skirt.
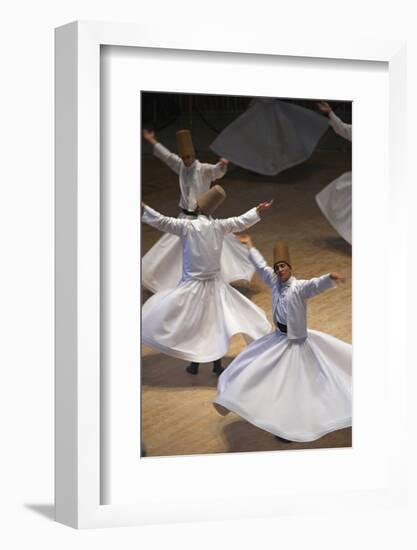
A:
[210,99,329,176]
[142,224,255,293]
[142,277,271,363]
[214,329,352,442]
[316,171,352,244]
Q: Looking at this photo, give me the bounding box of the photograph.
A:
[140,92,352,458]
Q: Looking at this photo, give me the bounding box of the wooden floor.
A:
[141,149,352,457]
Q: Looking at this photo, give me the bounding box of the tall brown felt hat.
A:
[197,185,226,216]
[176,129,195,158]
[273,241,292,268]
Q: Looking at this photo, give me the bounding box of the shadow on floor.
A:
[24,503,55,521]
[141,283,261,303]
[222,419,352,454]
[141,354,234,389]
[313,236,352,255]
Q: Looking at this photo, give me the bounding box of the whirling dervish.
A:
[142,128,256,293]
[141,186,273,375]
[214,235,352,442]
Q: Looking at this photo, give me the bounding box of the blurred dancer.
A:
[210,98,329,175]
[315,101,352,244]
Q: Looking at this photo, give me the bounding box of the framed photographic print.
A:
[55,21,407,528]
[139,90,352,459]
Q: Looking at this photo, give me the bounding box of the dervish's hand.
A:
[141,200,147,209]
[143,129,157,144]
[256,200,274,214]
[236,233,253,248]
[317,101,332,116]
[330,272,345,283]
[219,158,229,168]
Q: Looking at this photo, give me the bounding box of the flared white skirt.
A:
[214,329,352,442]
[316,171,352,244]
[142,277,272,363]
[210,98,329,176]
[142,232,255,293]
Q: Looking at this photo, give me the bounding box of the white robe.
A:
[142,143,255,293]
[210,98,329,176]
[141,207,272,363]
[316,111,352,244]
[214,247,352,442]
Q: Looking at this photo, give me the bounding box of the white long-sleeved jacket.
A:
[153,142,227,211]
[248,247,336,339]
[142,205,260,281]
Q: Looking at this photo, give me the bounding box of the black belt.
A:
[181,208,198,217]
[276,321,288,333]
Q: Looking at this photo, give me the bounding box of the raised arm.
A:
[142,203,185,236]
[298,272,343,300]
[201,158,229,183]
[217,200,273,234]
[217,207,260,234]
[328,112,352,142]
[236,235,276,288]
[316,102,351,142]
[143,129,182,174]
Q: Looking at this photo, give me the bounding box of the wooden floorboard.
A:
[141,150,352,457]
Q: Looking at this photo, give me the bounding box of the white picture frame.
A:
[55,20,407,529]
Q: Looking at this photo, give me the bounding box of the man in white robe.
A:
[142,129,255,292]
[315,101,352,243]
[246,239,342,338]
[214,235,352,443]
[143,128,228,212]
[141,186,273,375]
